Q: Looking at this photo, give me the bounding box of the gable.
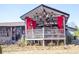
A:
[20,4,70,23]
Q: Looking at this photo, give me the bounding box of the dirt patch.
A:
[1,44,79,54]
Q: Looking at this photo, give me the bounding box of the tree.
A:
[74,26,79,37]
[67,22,79,37]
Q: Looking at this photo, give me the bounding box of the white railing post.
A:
[42,27,45,46]
[43,27,44,38]
[32,28,34,39]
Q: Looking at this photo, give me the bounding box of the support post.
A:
[25,20,27,39]
[38,40,40,45]
[43,40,45,46]
[52,40,54,45]
[10,27,12,40]
[63,17,67,48]
[57,40,59,46]
[34,40,35,44]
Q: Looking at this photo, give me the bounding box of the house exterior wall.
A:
[0,27,12,44]
[24,15,66,40]
[0,25,25,44]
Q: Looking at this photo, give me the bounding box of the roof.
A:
[0,22,25,26]
[66,25,77,31]
[20,4,70,23]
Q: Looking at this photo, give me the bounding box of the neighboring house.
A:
[20,4,70,46]
[0,22,25,44]
[66,25,77,44]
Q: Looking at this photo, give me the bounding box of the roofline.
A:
[20,4,70,20]
[66,25,77,30]
[42,4,70,21]
[42,4,70,16]
[20,4,41,20]
[0,22,25,27]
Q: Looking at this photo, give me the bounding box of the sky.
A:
[0,4,79,27]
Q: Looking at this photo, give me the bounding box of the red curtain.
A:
[57,16,64,33]
[25,17,36,30]
[57,15,64,29]
[32,20,37,29]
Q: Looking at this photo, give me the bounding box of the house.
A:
[20,4,71,46]
[0,22,25,44]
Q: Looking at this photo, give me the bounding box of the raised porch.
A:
[26,28,66,46]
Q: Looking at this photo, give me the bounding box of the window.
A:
[0,27,10,37]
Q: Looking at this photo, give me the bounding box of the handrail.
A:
[27,29,65,39]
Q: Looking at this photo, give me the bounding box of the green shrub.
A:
[48,42,55,46]
[59,42,64,46]
[0,45,2,54]
[33,43,39,46]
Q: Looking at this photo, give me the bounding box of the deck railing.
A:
[26,28,65,40]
